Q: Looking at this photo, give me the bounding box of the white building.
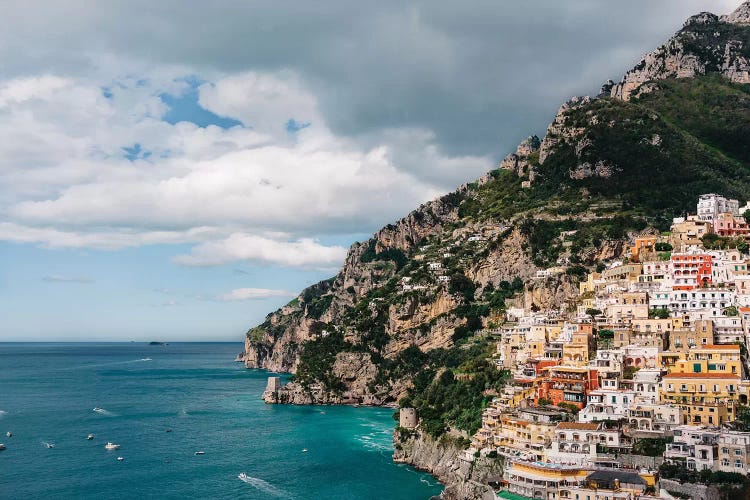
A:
[546,422,629,466]
[697,194,739,223]
[620,369,662,404]
[625,402,681,435]
[713,316,744,344]
[578,388,636,423]
[664,425,719,471]
[717,431,750,474]
[669,289,735,317]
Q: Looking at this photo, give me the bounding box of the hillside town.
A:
[414,194,750,499]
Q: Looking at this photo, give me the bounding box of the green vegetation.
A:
[632,437,672,457]
[399,339,510,438]
[484,280,524,312]
[660,461,750,490]
[295,330,352,391]
[360,240,409,270]
[649,308,670,319]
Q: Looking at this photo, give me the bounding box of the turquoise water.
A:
[0,343,442,499]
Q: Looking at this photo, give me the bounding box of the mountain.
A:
[241,2,750,430]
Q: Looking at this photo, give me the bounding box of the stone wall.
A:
[660,479,722,500]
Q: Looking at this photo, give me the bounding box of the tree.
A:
[649,307,670,319]
[586,308,602,318]
[737,405,750,431]
[725,306,739,317]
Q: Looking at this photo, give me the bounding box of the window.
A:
[736,449,743,456]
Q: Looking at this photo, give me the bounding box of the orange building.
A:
[672,253,713,290]
[536,366,599,409]
[631,236,657,261]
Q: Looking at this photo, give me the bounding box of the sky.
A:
[0,0,743,341]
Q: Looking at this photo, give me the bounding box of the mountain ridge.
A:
[241,2,750,415]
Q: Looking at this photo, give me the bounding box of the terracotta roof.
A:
[556,422,600,430]
[662,372,740,379]
[696,345,740,350]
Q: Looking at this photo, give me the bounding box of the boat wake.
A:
[354,432,392,452]
[0,410,6,418]
[67,358,154,370]
[238,474,291,498]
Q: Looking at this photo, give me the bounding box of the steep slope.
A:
[242,2,750,432]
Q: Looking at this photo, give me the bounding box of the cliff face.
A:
[611,6,750,100]
[393,431,501,500]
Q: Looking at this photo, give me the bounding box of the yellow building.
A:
[607,292,649,325]
[563,331,592,366]
[669,320,713,352]
[579,273,603,295]
[660,372,740,425]
[670,219,712,251]
[671,345,742,376]
[504,460,591,500]
[602,264,643,283]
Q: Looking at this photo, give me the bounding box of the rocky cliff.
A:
[393,431,501,500]
[611,4,750,100]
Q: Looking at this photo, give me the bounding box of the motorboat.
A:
[302,449,308,453]
[0,444,5,450]
[93,407,103,412]
[117,457,124,461]
[5,431,11,438]
[194,451,205,455]
[105,442,121,450]
[45,443,55,449]
[87,434,94,440]
[238,473,248,481]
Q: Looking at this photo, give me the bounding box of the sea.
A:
[0,342,442,499]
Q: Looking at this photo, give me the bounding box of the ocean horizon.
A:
[0,342,442,499]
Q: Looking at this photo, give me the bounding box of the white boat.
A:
[87,434,94,440]
[45,443,54,449]
[238,473,248,481]
[117,456,124,461]
[302,448,308,453]
[105,442,120,450]
[93,407,103,412]
[0,444,6,450]
[5,431,11,437]
[194,451,205,455]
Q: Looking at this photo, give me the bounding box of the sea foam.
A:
[239,474,292,498]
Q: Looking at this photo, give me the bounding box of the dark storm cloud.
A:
[0,1,741,168]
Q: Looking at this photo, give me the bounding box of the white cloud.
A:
[0,69,485,266]
[174,233,348,268]
[198,71,319,138]
[218,288,296,301]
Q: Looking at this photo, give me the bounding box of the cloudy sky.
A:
[0,0,742,341]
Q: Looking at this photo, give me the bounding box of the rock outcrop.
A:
[393,431,501,500]
[723,1,750,25]
[499,135,540,180]
[611,7,750,100]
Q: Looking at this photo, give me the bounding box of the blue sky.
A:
[0,0,742,341]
